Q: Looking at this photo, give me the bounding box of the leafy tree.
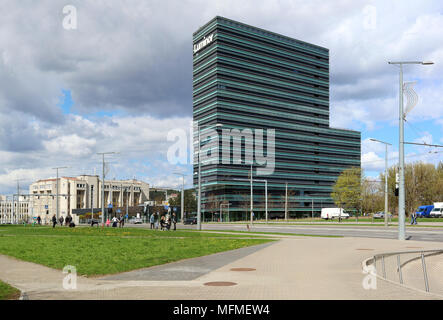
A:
[331,167,362,213]
[168,189,197,213]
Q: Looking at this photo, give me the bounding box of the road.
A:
[176,223,443,242]
[88,221,443,242]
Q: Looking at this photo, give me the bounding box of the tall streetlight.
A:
[196,123,222,230]
[97,152,119,226]
[174,172,185,223]
[388,61,433,240]
[233,178,268,223]
[53,167,69,220]
[369,138,392,227]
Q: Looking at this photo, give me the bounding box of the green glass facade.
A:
[193,16,361,220]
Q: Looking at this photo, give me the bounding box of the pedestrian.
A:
[155,212,159,230]
[106,218,110,227]
[160,215,166,231]
[65,214,71,226]
[150,213,155,229]
[172,213,177,231]
[411,211,417,225]
[51,214,57,228]
[37,215,41,225]
[59,215,64,227]
[112,216,118,228]
[120,214,125,228]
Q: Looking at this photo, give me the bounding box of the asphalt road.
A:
[92,221,443,242]
[176,223,443,242]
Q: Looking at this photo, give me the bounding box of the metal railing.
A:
[368,249,443,296]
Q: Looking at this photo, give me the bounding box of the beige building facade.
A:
[29,175,150,222]
[0,195,30,224]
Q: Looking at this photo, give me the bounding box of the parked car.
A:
[373,211,385,219]
[415,205,434,218]
[321,208,350,220]
[184,217,197,225]
[129,217,143,224]
[430,203,443,218]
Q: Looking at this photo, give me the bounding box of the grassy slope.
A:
[0,225,271,276]
[0,280,20,300]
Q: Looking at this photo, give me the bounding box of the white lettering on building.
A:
[193,34,214,53]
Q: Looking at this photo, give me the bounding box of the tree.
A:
[168,189,197,213]
[386,161,443,216]
[361,178,384,215]
[331,167,362,213]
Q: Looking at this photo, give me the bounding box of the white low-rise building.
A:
[28,175,150,224]
[0,195,30,224]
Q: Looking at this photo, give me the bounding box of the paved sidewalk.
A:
[1,236,442,300]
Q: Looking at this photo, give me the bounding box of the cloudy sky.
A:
[0,0,442,194]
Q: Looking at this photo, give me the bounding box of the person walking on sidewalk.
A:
[59,215,64,227]
[172,213,177,231]
[150,213,155,229]
[411,211,418,225]
[51,214,57,228]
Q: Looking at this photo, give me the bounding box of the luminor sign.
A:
[193,34,214,53]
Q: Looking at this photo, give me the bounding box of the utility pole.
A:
[311,198,314,223]
[53,167,68,220]
[250,163,253,225]
[196,123,223,231]
[97,152,118,226]
[174,172,185,223]
[369,139,391,227]
[14,178,25,224]
[126,187,129,217]
[388,60,433,240]
[285,182,288,221]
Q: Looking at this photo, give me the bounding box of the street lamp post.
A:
[97,152,119,226]
[233,178,267,223]
[174,172,185,223]
[388,61,433,240]
[197,123,222,231]
[369,138,392,227]
[285,182,288,221]
[53,166,68,220]
[220,202,231,222]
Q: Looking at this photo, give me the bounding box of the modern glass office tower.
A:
[193,16,361,220]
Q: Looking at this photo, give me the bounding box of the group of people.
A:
[51,214,74,228]
[105,215,125,228]
[149,212,177,231]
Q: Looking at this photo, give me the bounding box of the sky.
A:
[0,0,442,194]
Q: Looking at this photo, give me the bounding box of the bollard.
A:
[382,255,386,279]
[397,255,403,284]
[421,253,429,292]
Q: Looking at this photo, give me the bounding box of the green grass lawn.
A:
[0,225,272,277]
[0,280,20,300]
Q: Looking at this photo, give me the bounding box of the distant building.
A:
[0,195,30,224]
[28,175,150,222]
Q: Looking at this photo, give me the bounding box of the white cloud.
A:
[1,0,443,193]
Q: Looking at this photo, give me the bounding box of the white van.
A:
[430,203,443,218]
[321,208,350,220]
